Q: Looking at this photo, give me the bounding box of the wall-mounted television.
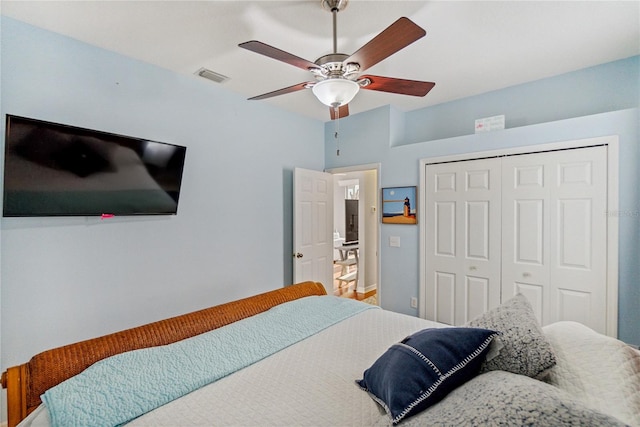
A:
[3,115,187,217]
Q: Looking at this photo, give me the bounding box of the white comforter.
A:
[543,321,640,426]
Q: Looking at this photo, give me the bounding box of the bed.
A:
[2,281,639,427]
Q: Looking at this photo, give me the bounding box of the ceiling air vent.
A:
[195,67,229,84]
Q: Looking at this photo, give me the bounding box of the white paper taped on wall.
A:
[475,115,505,133]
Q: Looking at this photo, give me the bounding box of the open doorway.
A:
[328,165,379,305]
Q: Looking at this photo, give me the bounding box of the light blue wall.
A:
[403,56,640,144]
[0,15,324,383]
[325,57,640,345]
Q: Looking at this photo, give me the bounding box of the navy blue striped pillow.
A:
[356,327,499,425]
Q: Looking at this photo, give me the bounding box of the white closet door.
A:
[425,158,502,325]
[501,146,607,333]
[500,154,551,323]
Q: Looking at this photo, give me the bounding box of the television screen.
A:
[3,115,187,217]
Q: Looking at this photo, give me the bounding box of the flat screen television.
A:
[3,115,187,217]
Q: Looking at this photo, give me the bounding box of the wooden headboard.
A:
[1,281,327,427]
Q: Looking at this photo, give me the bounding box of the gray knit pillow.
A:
[400,371,627,427]
[467,293,556,379]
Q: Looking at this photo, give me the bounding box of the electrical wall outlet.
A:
[410,297,418,308]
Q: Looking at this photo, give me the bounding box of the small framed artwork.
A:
[381,186,417,224]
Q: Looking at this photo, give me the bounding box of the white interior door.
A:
[425,158,502,325]
[501,146,608,333]
[293,167,334,293]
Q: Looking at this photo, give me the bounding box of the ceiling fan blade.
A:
[239,41,320,72]
[360,75,435,97]
[344,17,426,73]
[330,104,349,120]
[248,82,312,100]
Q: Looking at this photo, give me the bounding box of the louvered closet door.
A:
[501,146,607,333]
[425,158,502,325]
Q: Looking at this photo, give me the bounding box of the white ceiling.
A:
[2,1,639,122]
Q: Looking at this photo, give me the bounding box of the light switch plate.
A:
[389,236,400,247]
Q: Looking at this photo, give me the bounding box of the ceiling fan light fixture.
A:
[312,78,360,107]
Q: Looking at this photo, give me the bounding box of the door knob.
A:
[293,252,304,258]
[523,272,532,277]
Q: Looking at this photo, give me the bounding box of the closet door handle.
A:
[523,272,532,278]
[293,252,304,258]
[469,266,477,271]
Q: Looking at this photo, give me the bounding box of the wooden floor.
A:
[333,262,376,301]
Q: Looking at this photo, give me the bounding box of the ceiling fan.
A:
[239,0,435,120]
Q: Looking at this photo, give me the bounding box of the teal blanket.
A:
[42,296,376,427]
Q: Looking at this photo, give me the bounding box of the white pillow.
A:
[543,321,640,426]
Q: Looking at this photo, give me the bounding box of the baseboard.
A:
[357,283,377,295]
[1,420,8,427]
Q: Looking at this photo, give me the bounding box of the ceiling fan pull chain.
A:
[334,106,340,156]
